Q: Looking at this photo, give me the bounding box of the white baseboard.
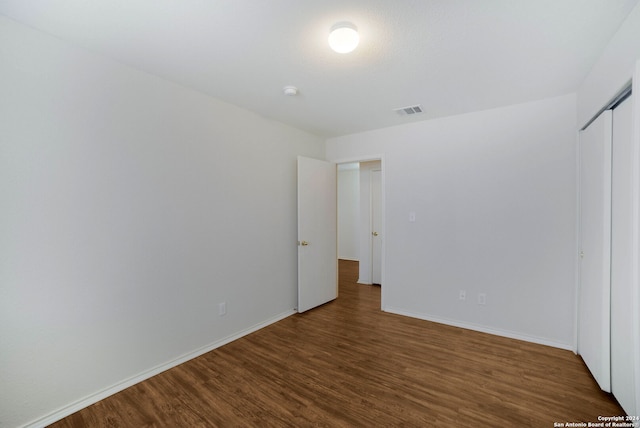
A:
[25,309,296,428]
[384,306,574,351]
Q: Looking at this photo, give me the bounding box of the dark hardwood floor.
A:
[51,260,624,427]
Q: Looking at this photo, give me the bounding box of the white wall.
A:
[0,16,323,428]
[337,164,359,260]
[327,94,578,349]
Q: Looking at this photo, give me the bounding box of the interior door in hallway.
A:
[297,156,337,313]
[578,109,612,393]
[371,169,382,285]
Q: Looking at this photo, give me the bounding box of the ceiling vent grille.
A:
[394,104,424,116]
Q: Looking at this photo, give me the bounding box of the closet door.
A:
[578,110,612,393]
[611,96,636,415]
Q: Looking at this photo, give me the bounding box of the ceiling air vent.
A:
[394,104,424,116]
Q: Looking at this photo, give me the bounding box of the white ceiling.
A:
[1,0,638,137]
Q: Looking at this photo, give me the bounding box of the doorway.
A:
[337,160,384,294]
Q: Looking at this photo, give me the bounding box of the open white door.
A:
[578,110,612,393]
[297,156,337,313]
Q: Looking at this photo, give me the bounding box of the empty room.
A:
[2,1,640,427]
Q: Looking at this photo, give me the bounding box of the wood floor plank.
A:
[50,260,625,427]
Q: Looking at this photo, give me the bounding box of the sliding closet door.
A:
[578,110,612,393]
[611,96,636,415]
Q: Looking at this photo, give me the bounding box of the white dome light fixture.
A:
[283,85,298,96]
[328,22,359,53]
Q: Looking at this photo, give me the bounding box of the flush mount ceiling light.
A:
[283,85,298,96]
[328,22,359,53]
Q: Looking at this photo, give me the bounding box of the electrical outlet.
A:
[477,293,486,305]
[459,290,466,301]
[219,302,227,316]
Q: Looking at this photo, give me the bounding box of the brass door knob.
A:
[300,241,309,246]
[372,232,379,236]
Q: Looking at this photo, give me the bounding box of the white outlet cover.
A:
[409,211,416,222]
